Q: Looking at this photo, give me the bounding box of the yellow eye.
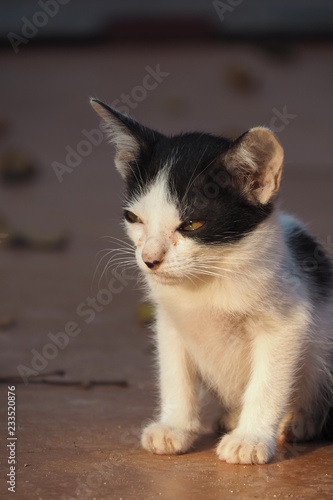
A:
[125,210,143,224]
[179,220,205,232]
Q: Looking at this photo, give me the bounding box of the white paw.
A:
[141,422,196,455]
[216,430,276,464]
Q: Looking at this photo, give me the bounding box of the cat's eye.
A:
[125,210,143,224]
[179,220,205,232]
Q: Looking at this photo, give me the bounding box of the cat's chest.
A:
[160,290,250,403]
[158,285,249,353]
[174,300,233,334]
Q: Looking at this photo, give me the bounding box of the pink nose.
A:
[142,246,166,270]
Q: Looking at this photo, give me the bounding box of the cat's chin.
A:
[146,272,184,285]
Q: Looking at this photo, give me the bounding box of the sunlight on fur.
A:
[91,98,333,464]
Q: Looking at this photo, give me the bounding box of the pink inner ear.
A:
[273,166,283,194]
[225,127,284,205]
[255,160,283,204]
[260,139,284,203]
[115,150,138,179]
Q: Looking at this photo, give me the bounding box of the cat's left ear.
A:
[90,98,159,179]
[224,127,284,204]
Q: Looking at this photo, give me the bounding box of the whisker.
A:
[99,236,134,250]
[93,235,136,290]
[191,270,230,280]
[93,246,135,288]
[96,247,134,257]
[191,262,245,274]
[100,258,137,288]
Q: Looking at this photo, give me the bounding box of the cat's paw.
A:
[216,430,276,464]
[281,410,318,442]
[141,422,196,455]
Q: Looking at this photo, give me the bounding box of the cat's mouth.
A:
[146,270,184,285]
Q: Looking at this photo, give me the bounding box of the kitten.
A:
[91,98,333,464]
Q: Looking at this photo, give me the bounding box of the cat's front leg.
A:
[141,310,200,455]
[217,318,305,464]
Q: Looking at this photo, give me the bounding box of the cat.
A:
[91,97,333,464]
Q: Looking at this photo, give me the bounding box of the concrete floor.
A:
[1,41,333,499]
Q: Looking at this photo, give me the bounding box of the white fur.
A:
[123,174,333,464]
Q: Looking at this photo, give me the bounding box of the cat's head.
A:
[91,98,284,285]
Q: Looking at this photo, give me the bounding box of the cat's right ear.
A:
[90,98,158,179]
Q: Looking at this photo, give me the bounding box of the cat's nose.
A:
[144,260,161,270]
[142,241,166,270]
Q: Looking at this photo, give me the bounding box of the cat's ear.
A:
[224,127,284,204]
[90,98,159,179]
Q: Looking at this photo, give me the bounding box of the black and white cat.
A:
[91,98,333,464]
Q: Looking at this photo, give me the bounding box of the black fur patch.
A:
[122,127,163,202]
[321,407,333,439]
[287,226,333,300]
[126,131,274,245]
